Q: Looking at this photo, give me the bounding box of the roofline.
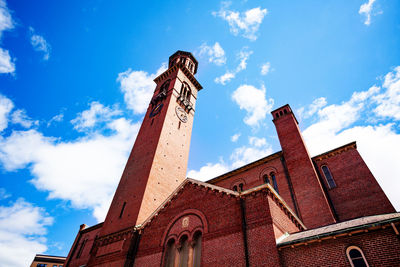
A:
[169,50,199,74]
[34,254,66,259]
[139,178,239,229]
[241,183,306,230]
[278,213,400,248]
[139,178,305,231]
[207,151,283,184]
[80,221,104,234]
[154,63,203,91]
[271,104,299,125]
[312,141,357,161]
[33,254,66,263]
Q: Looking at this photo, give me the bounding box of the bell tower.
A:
[99,51,202,236]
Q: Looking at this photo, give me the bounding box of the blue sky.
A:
[0,0,399,265]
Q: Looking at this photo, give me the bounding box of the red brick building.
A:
[64,51,400,267]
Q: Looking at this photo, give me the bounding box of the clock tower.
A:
[99,51,202,236]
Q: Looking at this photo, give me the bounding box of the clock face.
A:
[150,103,163,118]
[175,106,188,123]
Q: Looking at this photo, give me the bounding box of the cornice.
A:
[153,63,203,91]
[312,141,357,162]
[206,151,283,185]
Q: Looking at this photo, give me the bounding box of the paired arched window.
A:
[263,173,279,193]
[321,165,336,189]
[232,183,244,192]
[180,82,191,103]
[346,246,369,267]
[164,232,202,267]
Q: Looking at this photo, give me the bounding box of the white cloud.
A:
[0,188,10,200]
[187,162,229,181]
[231,133,241,142]
[0,198,53,267]
[302,66,400,210]
[11,109,38,128]
[373,66,400,120]
[0,0,12,35]
[303,86,379,139]
[260,62,271,75]
[298,97,328,119]
[0,47,14,73]
[213,3,268,41]
[236,48,253,72]
[249,136,267,147]
[230,143,272,169]
[47,113,64,127]
[359,0,377,26]
[71,101,122,132]
[117,63,167,114]
[189,135,273,180]
[0,93,13,131]
[198,42,226,66]
[29,27,51,60]
[0,102,141,221]
[215,71,235,85]
[0,0,15,74]
[231,84,274,127]
[215,47,252,85]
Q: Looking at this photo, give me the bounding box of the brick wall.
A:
[272,105,335,228]
[279,227,400,266]
[66,224,102,267]
[313,145,395,222]
[210,155,298,215]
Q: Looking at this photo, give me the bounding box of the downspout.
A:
[240,198,250,267]
[125,229,142,267]
[280,156,301,219]
[312,161,339,222]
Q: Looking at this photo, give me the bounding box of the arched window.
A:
[233,185,238,192]
[321,165,336,189]
[164,239,176,267]
[263,174,270,184]
[346,246,369,267]
[179,235,189,267]
[239,183,244,192]
[192,232,202,267]
[181,57,186,65]
[180,83,191,103]
[160,80,170,94]
[270,172,279,194]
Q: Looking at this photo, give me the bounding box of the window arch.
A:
[263,174,270,184]
[162,211,206,267]
[180,82,191,103]
[346,246,369,267]
[192,231,202,267]
[238,183,244,192]
[270,172,279,194]
[321,165,336,189]
[160,79,170,94]
[164,239,177,267]
[179,235,189,267]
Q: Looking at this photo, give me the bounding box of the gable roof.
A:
[139,178,305,231]
[139,178,238,229]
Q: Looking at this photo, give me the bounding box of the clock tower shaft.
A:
[99,51,202,236]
